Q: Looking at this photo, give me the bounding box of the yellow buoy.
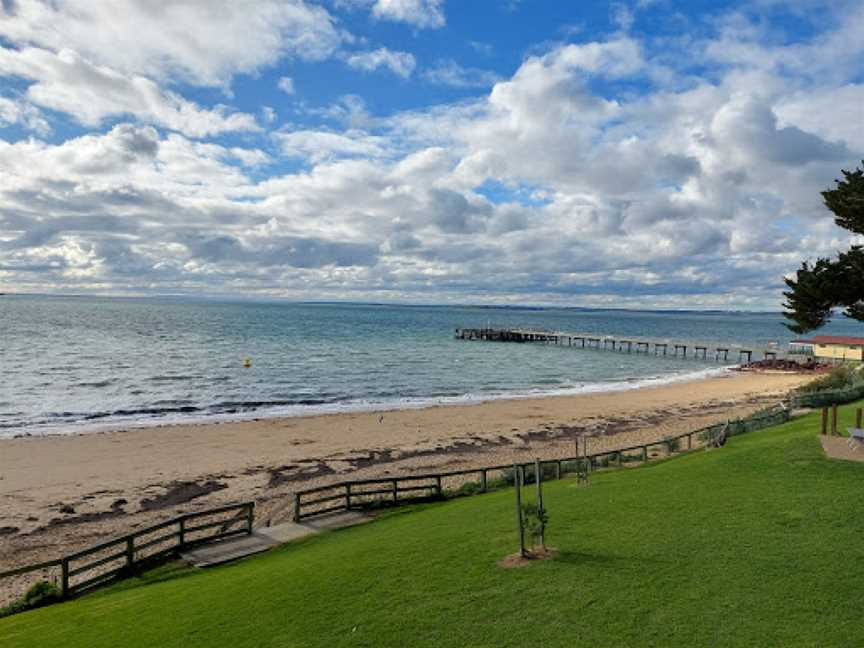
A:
[243,358,252,368]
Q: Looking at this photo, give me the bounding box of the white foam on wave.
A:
[4,364,737,438]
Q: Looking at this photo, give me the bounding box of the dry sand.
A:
[0,370,811,575]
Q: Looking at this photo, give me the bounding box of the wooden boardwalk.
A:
[455,328,785,363]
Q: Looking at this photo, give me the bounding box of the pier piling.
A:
[455,328,784,365]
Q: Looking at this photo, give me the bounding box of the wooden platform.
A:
[181,511,372,568]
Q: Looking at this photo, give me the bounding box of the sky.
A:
[0,0,862,309]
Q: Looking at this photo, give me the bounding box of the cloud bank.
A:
[0,0,863,309]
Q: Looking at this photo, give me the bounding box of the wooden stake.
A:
[535,458,545,549]
[514,464,525,557]
[821,407,828,435]
[857,408,862,429]
[832,403,838,436]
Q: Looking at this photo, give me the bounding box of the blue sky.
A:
[0,0,862,308]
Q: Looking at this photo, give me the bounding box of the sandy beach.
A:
[0,369,812,578]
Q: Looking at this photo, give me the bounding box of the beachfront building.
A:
[789,336,864,362]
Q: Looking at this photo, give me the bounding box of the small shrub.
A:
[485,476,509,491]
[560,460,581,474]
[797,365,858,394]
[453,480,483,497]
[0,581,62,618]
[502,463,558,486]
[664,437,681,453]
[520,503,549,547]
[699,424,724,443]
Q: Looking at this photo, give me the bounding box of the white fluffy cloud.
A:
[278,77,296,95]
[346,48,417,78]
[0,95,49,134]
[0,1,349,137]
[371,0,445,29]
[275,129,388,162]
[0,46,259,137]
[422,60,500,88]
[0,0,343,87]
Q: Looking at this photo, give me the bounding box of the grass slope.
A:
[3,405,864,647]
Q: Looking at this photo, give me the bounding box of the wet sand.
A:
[0,370,811,578]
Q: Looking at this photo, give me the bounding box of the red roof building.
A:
[789,336,864,361]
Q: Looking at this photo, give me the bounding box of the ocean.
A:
[1,295,857,437]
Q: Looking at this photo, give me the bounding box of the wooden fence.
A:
[294,404,791,521]
[294,439,694,521]
[0,502,253,601]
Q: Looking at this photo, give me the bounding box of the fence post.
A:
[293,493,301,522]
[857,408,862,429]
[246,502,254,534]
[832,403,838,435]
[60,557,70,598]
[821,407,828,435]
[392,479,398,503]
[435,475,442,497]
[555,460,561,480]
[688,433,692,450]
[125,535,135,571]
[642,445,648,462]
[480,470,487,492]
[346,483,352,510]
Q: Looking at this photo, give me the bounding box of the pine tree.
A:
[783,162,864,333]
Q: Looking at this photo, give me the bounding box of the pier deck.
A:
[455,328,784,363]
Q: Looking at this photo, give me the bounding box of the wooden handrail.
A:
[1,501,255,600]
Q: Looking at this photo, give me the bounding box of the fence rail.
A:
[294,404,791,521]
[1,502,254,601]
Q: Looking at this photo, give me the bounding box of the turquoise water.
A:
[1,295,858,437]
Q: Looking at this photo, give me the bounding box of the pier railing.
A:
[0,502,253,606]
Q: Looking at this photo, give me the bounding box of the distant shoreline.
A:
[0,291,784,315]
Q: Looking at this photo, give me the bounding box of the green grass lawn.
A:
[4,404,864,647]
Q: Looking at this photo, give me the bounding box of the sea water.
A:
[1,295,858,437]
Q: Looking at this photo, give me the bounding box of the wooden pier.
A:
[455,328,784,363]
